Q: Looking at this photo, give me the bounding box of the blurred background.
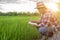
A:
[0,0,60,12]
[0,0,60,40]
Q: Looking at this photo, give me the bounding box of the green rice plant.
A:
[0,16,40,40]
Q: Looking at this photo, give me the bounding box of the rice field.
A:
[0,13,60,40]
[0,16,40,40]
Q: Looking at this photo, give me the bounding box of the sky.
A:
[0,0,60,3]
[0,0,60,12]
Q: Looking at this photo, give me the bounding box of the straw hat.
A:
[35,2,46,9]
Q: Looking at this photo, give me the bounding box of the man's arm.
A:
[50,14,60,31]
[30,20,40,24]
[28,21,40,27]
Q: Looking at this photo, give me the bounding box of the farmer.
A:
[28,2,59,38]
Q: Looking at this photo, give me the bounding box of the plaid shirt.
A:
[38,9,59,29]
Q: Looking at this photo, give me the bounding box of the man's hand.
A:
[28,20,41,28]
[30,20,40,24]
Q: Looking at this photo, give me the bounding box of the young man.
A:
[28,2,59,37]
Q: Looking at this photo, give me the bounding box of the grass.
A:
[0,14,60,40]
[0,16,40,40]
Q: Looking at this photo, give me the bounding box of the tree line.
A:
[0,12,40,16]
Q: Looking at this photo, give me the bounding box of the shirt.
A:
[38,9,59,29]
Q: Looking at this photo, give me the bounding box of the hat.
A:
[35,2,46,9]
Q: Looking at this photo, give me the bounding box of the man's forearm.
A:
[31,20,40,24]
[28,21,40,28]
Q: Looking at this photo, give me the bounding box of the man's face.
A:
[37,7,46,13]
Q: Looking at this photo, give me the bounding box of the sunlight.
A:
[0,2,59,13]
[45,3,59,12]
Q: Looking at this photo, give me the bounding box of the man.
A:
[28,2,59,38]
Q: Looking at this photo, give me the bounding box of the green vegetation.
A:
[0,16,40,40]
[0,12,40,16]
[0,11,60,40]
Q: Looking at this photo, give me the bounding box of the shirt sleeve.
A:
[38,14,49,27]
[49,14,59,28]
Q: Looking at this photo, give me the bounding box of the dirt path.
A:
[47,31,60,40]
[39,31,60,40]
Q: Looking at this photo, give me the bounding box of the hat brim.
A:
[34,7,45,9]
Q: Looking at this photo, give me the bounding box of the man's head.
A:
[35,2,47,14]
